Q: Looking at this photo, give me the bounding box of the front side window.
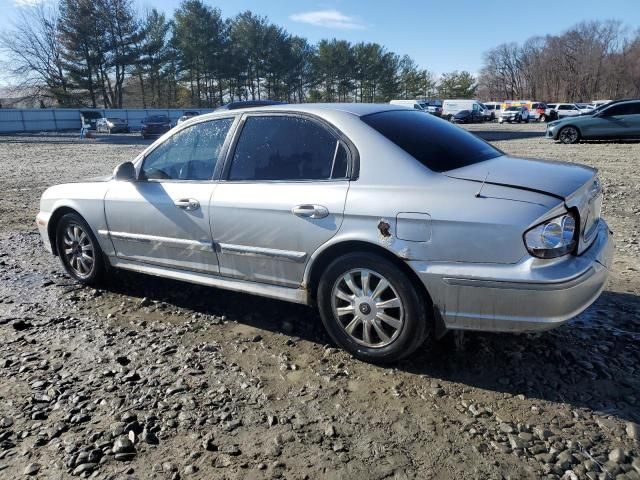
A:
[141,118,233,181]
[362,110,502,173]
[228,116,347,181]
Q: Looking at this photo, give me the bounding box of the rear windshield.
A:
[362,110,502,172]
[147,115,169,122]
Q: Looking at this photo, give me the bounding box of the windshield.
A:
[505,107,520,111]
[107,118,122,122]
[361,110,502,173]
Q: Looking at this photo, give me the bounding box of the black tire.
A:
[539,114,546,122]
[55,213,105,286]
[516,115,521,123]
[559,125,580,144]
[317,252,430,364]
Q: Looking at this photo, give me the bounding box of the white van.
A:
[389,100,427,111]
[442,99,484,120]
[483,101,502,120]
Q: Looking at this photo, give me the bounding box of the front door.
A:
[212,114,352,287]
[104,117,234,273]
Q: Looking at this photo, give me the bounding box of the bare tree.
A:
[0,3,71,105]
[479,20,634,102]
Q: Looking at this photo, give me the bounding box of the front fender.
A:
[40,182,112,256]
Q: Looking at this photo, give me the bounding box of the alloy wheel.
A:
[331,269,405,348]
[62,223,95,278]
[560,126,579,144]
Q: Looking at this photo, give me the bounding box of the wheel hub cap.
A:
[331,268,405,348]
[62,224,94,278]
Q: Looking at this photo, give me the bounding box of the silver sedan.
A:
[36,104,613,363]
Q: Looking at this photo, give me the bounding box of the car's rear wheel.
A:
[317,253,430,364]
[55,213,105,285]
[559,126,580,144]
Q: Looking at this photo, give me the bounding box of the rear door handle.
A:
[174,198,200,210]
[292,204,329,219]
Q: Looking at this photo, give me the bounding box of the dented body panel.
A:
[36,103,612,334]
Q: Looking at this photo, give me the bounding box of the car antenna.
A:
[475,171,490,198]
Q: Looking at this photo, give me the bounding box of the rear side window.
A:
[604,103,639,116]
[361,110,502,172]
[228,116,348,181]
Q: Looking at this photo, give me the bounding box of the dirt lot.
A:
[0,123,638,480]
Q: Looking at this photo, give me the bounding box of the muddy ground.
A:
[0,123,638,480]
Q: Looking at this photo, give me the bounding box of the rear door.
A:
[587,102,636,139]
[211,113,352,287]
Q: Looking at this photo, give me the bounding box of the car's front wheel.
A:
[559,126,580,144]
[539,114,546,122]
[317,253,430,363]
[55,213,105,285]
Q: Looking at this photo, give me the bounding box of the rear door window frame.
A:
[220,111,360,183]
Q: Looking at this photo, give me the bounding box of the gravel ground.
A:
[0,123,638,480]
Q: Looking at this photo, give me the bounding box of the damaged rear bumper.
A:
[409,219,613,332]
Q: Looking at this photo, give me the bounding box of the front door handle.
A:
[292,204,329,219]
[174,198,200,211]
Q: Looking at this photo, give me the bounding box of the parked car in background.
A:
[35,103,612,363]
[215,100,284,111]
[79,111,103,130]
[141,115,172,139]
[555,103,583,119]
[576,103,596,113]
[499,106,529,123]
[442,99,485,120]
[177,111,200,125]
[545,104,559,121]
[390,100,428,111]
[530,102,548,121]
[483,102,502,120]
[546,99,640,144]
[421,99,443,117]
[96,117,129,134]
[451,109,484,124]
[592,100,612,109]
[479,103,493,121]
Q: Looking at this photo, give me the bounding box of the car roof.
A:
[200,103,409,118]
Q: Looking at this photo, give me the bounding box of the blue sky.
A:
[1,0,639,78]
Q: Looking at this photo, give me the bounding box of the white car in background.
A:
[555,103,583,119]
[483,102,502,120]
[442,99,485,121]
[576,103,595,113]
[177,111,200,125]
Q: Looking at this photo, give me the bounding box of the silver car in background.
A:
[36,104,613,363]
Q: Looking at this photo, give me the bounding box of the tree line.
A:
[479,20,640,102]
[0,0,479,108]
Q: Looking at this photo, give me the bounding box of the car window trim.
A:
[220,111,360,183]
[137,115,239,183]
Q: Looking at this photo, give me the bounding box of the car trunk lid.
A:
[444,155,601,254]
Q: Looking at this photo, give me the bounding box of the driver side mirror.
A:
[113,161,137,182]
